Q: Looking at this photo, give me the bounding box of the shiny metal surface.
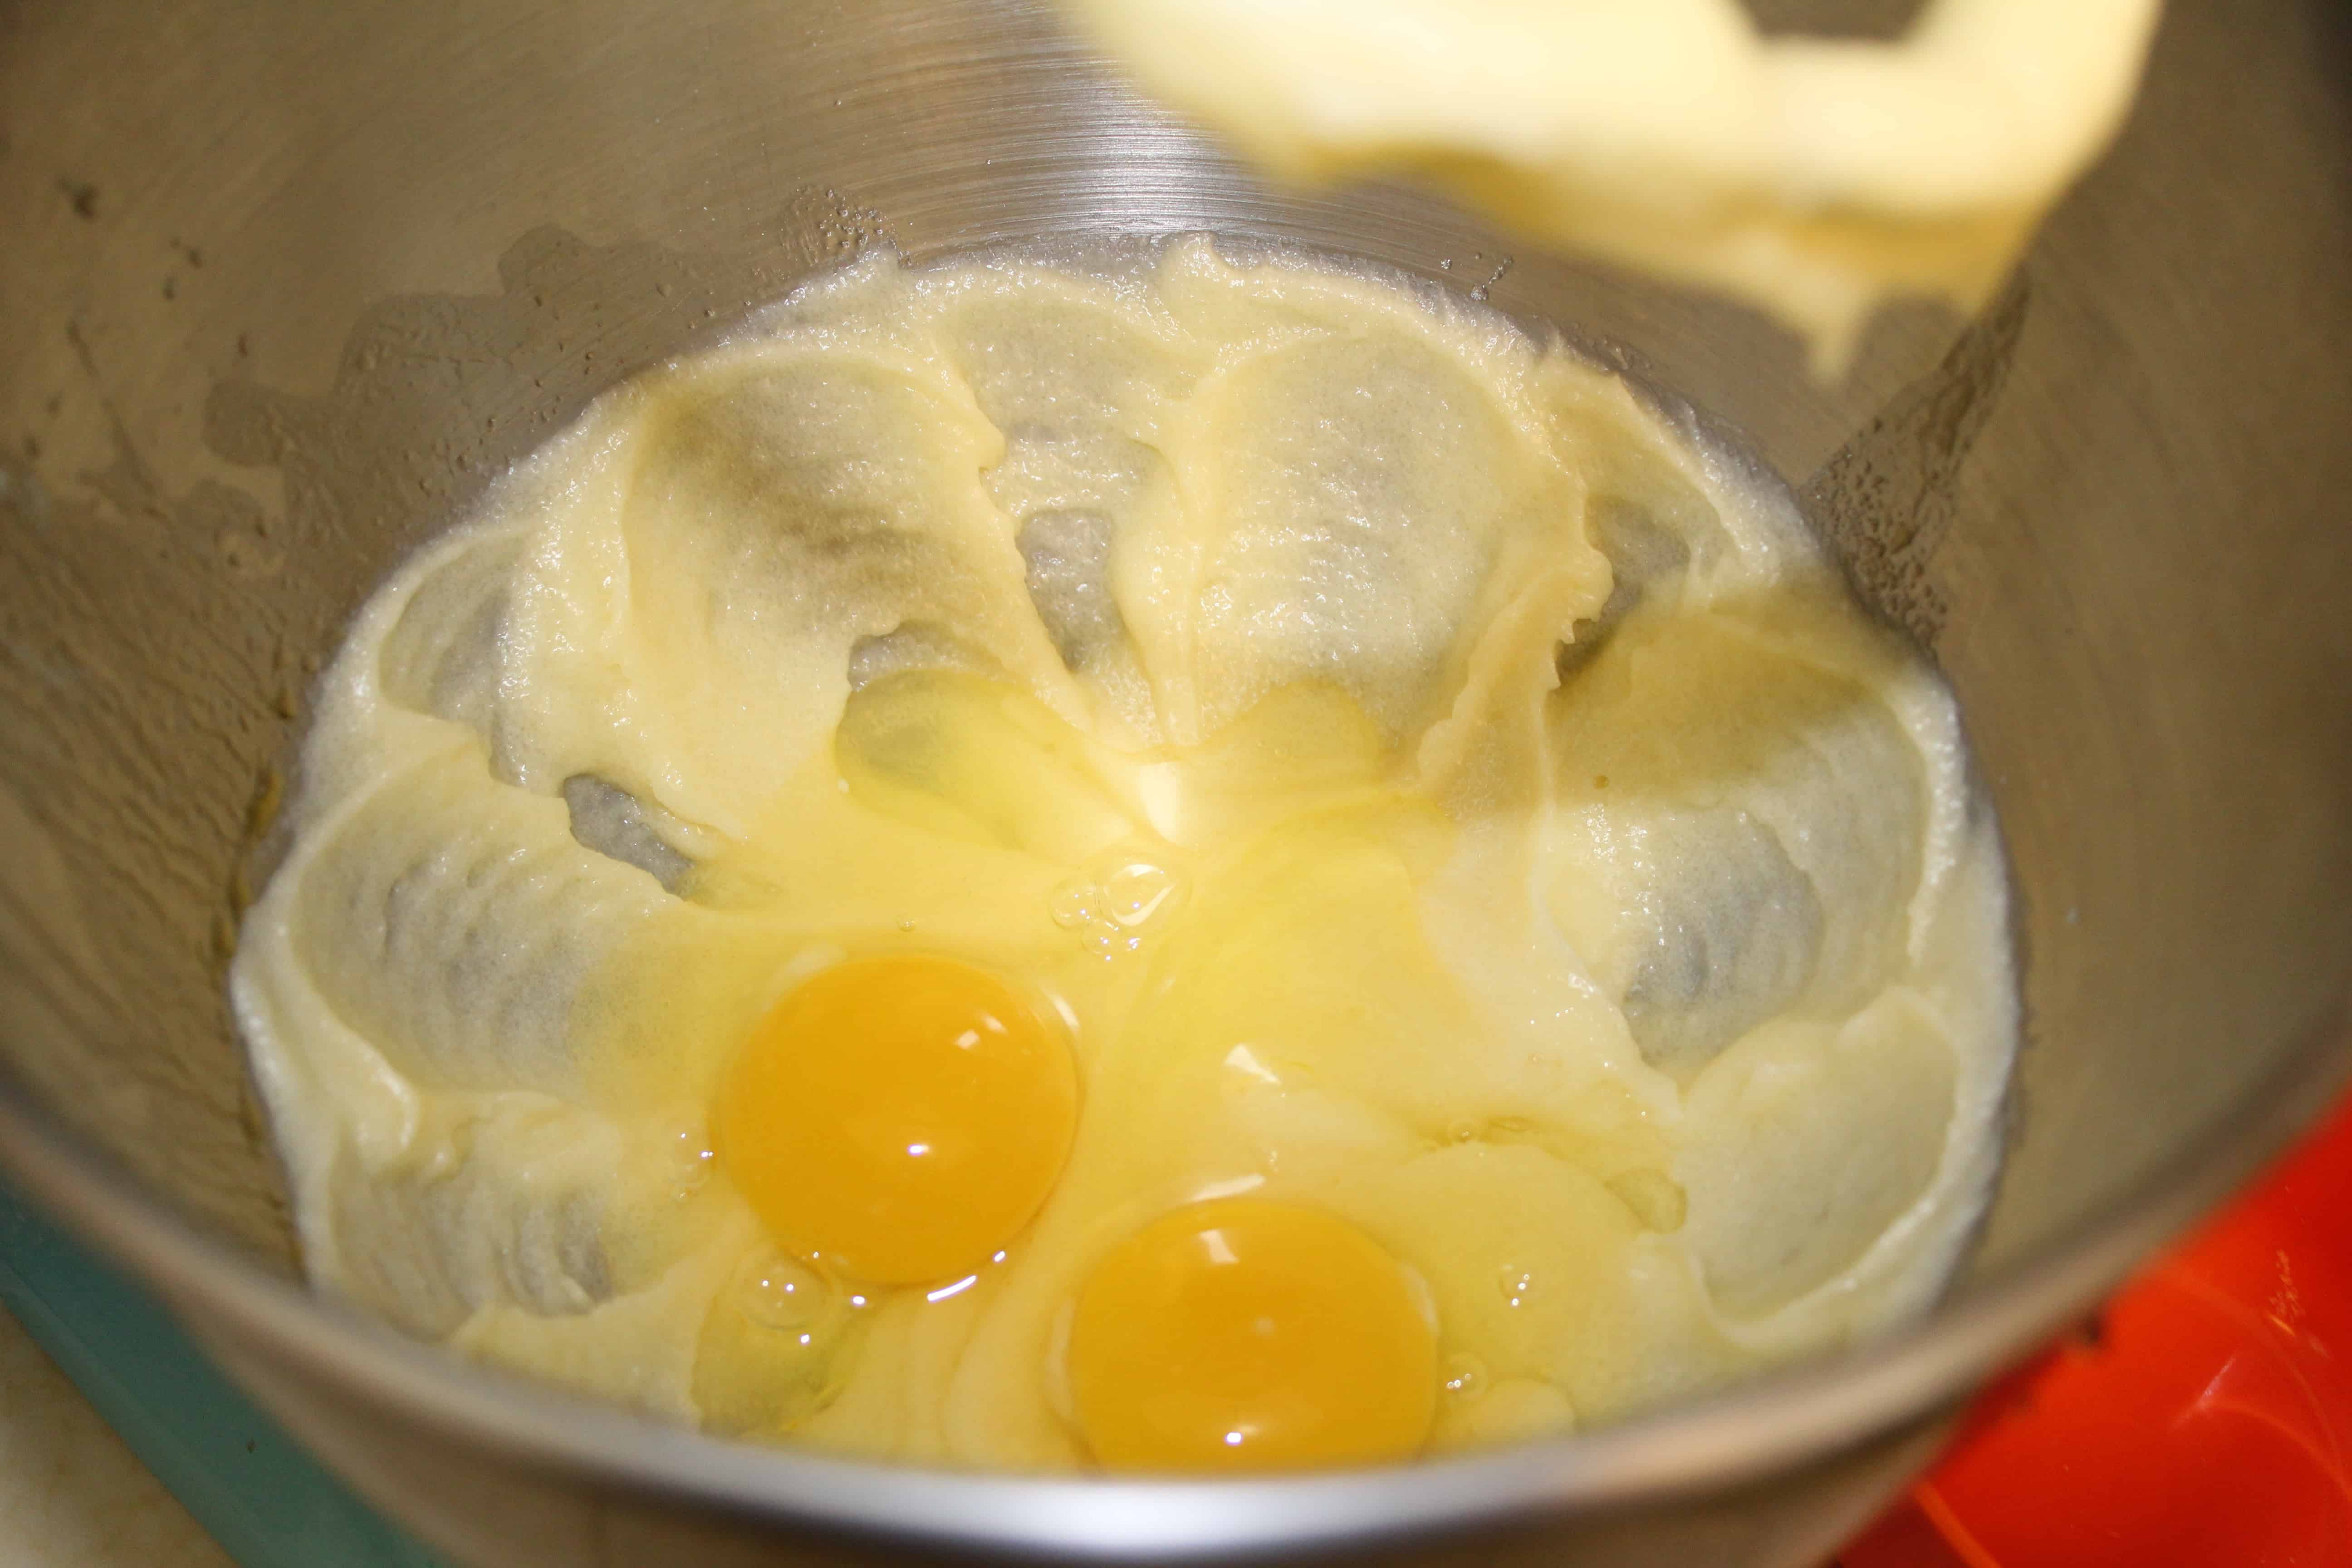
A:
[1,0,2349,1563]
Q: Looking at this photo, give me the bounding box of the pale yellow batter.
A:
[232,239,2014,1470]
[1067,0,2162,368]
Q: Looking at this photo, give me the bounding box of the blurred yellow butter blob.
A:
[1069,1199,1439,1471]
[1066,0,2161,368]
[716,954,1079,1284]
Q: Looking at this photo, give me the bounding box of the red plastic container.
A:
[1840,1093,2352,1568]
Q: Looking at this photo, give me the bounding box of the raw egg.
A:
[1068,1198,1439,1471]
[716,953,1078,1285]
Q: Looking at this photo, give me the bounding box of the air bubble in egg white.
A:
[1102,860,1178,926]
[737,1247,833,1334]
[1442,1352,1489,1402]
[666,1122,717,1199]
[1048,878,1094,930]
[1499,1267,1537,1310]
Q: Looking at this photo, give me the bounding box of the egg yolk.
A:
[716,954,1078,1284]
[1067,1198,1439,1471]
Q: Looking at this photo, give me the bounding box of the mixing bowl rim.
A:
[0,998,2346,1558]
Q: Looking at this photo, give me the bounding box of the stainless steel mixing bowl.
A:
[2,1,2348,1563]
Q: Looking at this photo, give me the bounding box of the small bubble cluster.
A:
[1498,1267,1538,1310]
[1051,848,1186,958]
[1442,1352,1489,1402]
